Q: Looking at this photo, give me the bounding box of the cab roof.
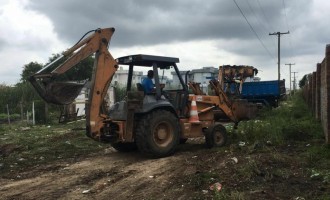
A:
[115,54,179,68]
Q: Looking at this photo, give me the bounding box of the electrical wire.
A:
[256,0,275,32]
[246,0,268,35]
[282,0,289,32]
[232,0,275,61]
[246,0,277,55]
[282,0,294,60]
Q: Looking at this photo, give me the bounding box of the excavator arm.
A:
[29,27,118,140]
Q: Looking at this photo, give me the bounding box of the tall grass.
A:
[231,91,323,145]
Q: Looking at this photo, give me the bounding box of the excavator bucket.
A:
[29,75,86,105]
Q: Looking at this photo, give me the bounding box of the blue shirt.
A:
[141,78,154,93]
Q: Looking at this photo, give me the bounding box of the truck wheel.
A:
[111,142,137,152]
[205,124,227,148]
[135,110,180,158]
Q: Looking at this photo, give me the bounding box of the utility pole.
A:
[285,63,295,93]
[292,72,298,92]
[269,31,290,81]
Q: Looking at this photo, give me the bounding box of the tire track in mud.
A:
[0,145,203,200]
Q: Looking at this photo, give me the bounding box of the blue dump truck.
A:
[241,80,286,107]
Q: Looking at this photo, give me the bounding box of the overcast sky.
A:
[1,0,329,88]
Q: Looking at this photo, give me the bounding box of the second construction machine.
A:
[30,27,257,158]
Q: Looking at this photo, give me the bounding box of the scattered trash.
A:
[310,172,320,178]
[209,182,222,192]
[238,141,246,147]
[266,140,272,145]
[192,156,198,159]
[294,197,305,200]
[18,158,25,161]
[16,175,21,179]
[20,127,31,131]
[149,175,154,178]
[82,189,91,194]
[202,190,208,194]
[230,157,238,164]
[306,144,311,147]
[47,126,51,128]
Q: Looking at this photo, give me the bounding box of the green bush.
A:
[0,113,21,121]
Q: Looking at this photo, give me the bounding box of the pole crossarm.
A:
[269,31,290,81]
[285,63,295,93]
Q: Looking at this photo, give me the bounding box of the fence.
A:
[303,44,330,144]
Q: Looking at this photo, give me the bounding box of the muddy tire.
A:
[135,110,180,158]
[111,142,137,152]
[205,124,227,148]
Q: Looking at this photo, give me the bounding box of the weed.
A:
[213,189,245,200]
[305,144,330,167]
[0,120,108,177]
[188,171,220,189]
[229,91,323,145]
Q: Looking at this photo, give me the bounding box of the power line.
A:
[246,0,268,34]
[247,0,277,57]
[232,0,275,61]
[282,0,294,60]
[282,0,290,32]
[256,0,275,32]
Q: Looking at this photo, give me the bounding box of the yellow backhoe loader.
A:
[30,27,257,157]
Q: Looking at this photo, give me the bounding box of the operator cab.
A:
[113,54,189,117]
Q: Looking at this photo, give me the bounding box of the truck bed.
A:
[241,80,286,107]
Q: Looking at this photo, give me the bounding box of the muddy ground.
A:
[1,136,329,200]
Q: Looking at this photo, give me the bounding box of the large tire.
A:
[135,110,180,158]
[111,142,137,152]
[205,124,227,148]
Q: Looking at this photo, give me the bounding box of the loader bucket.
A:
[231,99,259,121]
[29,76,86,105]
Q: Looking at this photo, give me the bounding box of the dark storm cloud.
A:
[27,0,290,47]
[26,0,321,66]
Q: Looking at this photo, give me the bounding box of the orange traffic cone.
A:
[189,95,200,123]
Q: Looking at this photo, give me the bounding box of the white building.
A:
[171,67,218,92]
[111,67,143,87]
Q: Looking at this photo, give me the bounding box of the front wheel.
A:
[135,110,180,158]
[205,124,227,148]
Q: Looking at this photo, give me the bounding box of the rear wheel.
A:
[205,124,227,148]
[135,110,180,158]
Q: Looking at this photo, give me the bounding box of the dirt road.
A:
[0,139,212,200]
[1,138,329,200]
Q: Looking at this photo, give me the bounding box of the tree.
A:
[299,74,309,88]
[46,53,94,81]
[20,62,43,83]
